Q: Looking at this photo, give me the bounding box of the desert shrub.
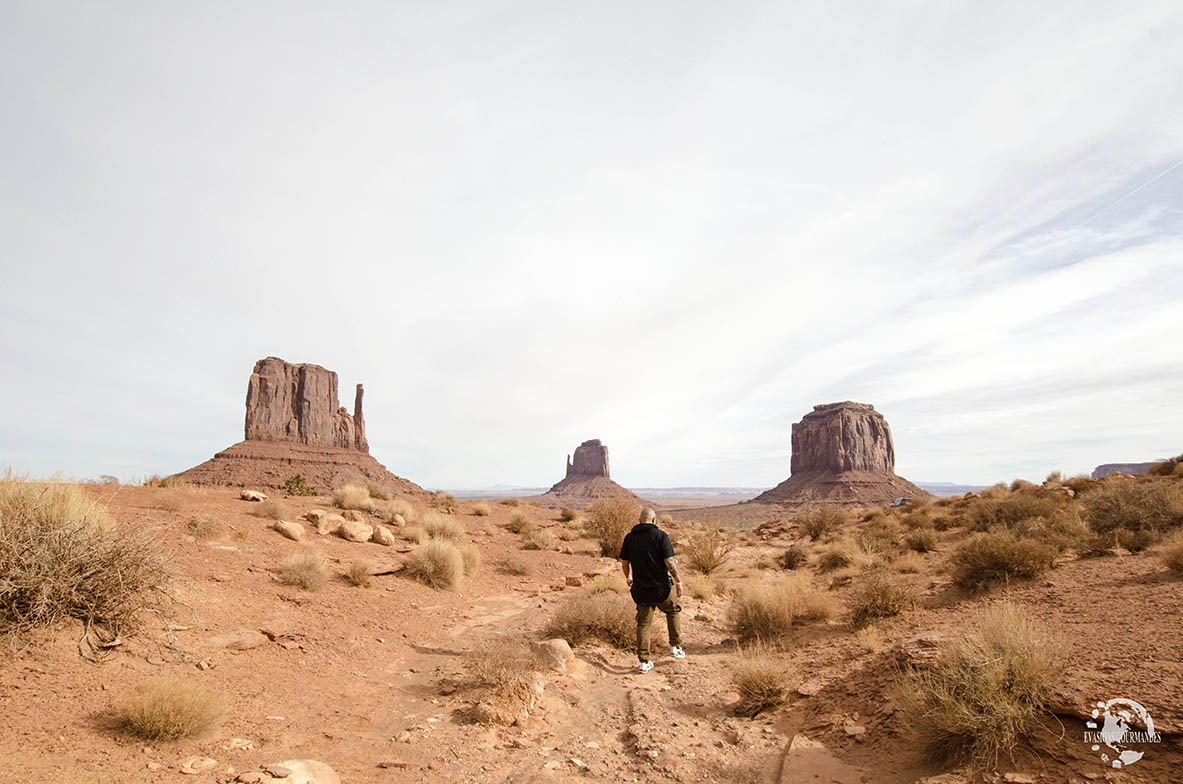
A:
[405,538,465,590]
[0,478,168,643]
[544,592,634,648]
[849,570,915,626]
[951,531,1056,592]
[780,544,808,570]
[683,529,735,574]
[521,528,557,551]
[905,527,939,553]
[278,550,327,591]
[458,543,481,574]
[120,678,223,740]
[857,518,900,554]
[862,509,886,523]
[154,490,185,513]
[463,639,540,723]
[384,498,415,522]
[422,510,464,540]
[184,514,223,541]
[897,602,1067,766]
[142,474,188,488]
[401,525,427,544]
[345,559,373,587]
[332,484,373,512]
[893,551,924,574]
[1161,529,1183,575]
[816,546,853,572]
[658,513,673,525]
[1082,480,1183,534]
[586,497,640,557]
[856,625,885,654]
[900,506,934,529]
[499,497,520,507]
[283,474,317,496]
[800,507,845,540]
[932,515,957,531]
[1044,471,1064,486]
[1063,474,1097,495]
[498,555,532,576]
[557,527,582,541]
[684,573,717,600]
[1008,510,1088,553]
[1148,454,1183,477]
[968,495,1059,532]
[730,574,837,642]
[254,499,287,521]
[506,512,535,534]
[430,490,457,512]
[731,646,791,717]
[1009,479,1038,492]
[471,503,491,517]
[558,507,577,522]
[588,573,628,593]
[364,481,392,501]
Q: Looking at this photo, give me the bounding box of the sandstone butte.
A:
[173,357,423,496]
[754,401,929,507]
[538,439,644,510]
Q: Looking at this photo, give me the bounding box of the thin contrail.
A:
[1068,158,1183,230]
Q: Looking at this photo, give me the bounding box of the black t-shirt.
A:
[619,523,676,605]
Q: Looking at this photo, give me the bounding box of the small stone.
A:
[1002,775,1036,784]
[207,630,269,651]
[240,490,267,502]
[542,761,562,770]
[146,762,162,771]
[377,760,410,769]
[565,575,583,587]
[797,680,823,697]
[272,520,304,541]
[179,756,217,774]
[236,773,265,783]
[843,723,865,737]
[264,764,292,777]
[337,519,373,543]
[304,509,328,524]
[396,731,412,743]
[370,526,396,546]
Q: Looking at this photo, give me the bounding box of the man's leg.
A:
[635,604,655,662]
[660,594,682,649]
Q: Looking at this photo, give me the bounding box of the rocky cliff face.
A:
[791,402,895,475]
[244,357,368,452]
[566,439,610,478]
[756,401,928,507]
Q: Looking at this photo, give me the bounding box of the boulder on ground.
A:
[304,509,328,524]
[241,490,268,502]
[338,519,373,543]
[342,509,366,522]
[272,520,304,542]
[531,639,575,673]
[371,526,396,546]
[317,513,345,536]
[262,759,340,784]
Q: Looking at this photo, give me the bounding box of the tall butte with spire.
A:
[174,357,422,495]
[539,438,644,509]
[754,401,929,507]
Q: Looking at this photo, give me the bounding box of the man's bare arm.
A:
[620,559,631,579]
[665,557,683,596]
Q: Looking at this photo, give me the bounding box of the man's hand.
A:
[674,580,683,598]
[627,578,634,588]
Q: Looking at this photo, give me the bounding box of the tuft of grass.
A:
[365,481,393,501]
[521,528,557,551]
[154,490,185,513]
[401,525,427,544]
[345,559,374,587]
[119,678,223,740]
[382,498,415,523]
[897,602,1067,766]
[588,573,628,593]
[471,502,491,517]
[559,507,577,522]
[848,570,915,626]
[430,490,457,512]
[951,531,1057,592]
[506,512,535,535]
[658,513,673,525]
[730,574,837,642]
[332,484,373,512]
[0,477,168,644]
[544,592,634,648]
[278,550,327,591]
[683,528,735,574]
[855,625,885,654]
[254,499,288,521]
[499,497,520,507]
[586,497,640,557]
[800,507,846,540]
[422,510,464,540]
[731,645,792,718]
[498,555,532,576]
[905,527,939,553]
[458,542,482,574]
[684,573,717,600]
[968,495,1060,533]
[893,551,924,574]
[405,538,465,590]
[1082,480,1183,534]
[463,639,541,724]
[857,518,900,555]
[184,514,223,541]
[780,544,808,570]
[1161,528,1183,575]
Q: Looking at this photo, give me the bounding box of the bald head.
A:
[639,506,656,524]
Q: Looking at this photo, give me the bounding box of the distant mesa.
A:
[538,439,643,509]
[173,357,423,496]
[1092,462,1156,479]
[754,401,930,508]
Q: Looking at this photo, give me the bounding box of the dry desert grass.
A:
[278,549,327,591]
[544,592,634,648]
[344,558,374,587]
[683,528,735,574]
[731,645,793,717]
[730,574,837,642]
[119,678,223,741]
[586,497,639,557]
[405,538,466,590]
[332,483,373,512]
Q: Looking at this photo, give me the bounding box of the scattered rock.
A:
[1002,775,1036,784]
[237,773,265,783]
[206,630,269,651]
[264,764,293,777]
[179,756,217,774]
[797,680,824,697]
[272,520,304,541]
[241,490,268,502]
[259,619,299,641]
[843,722,865,736]
[304,510,328,525]
[565,575,583,587]
[531,639,575,673]
[317,513,345,536]
[342,509,366,522]
[377,761,410,769]
[780,735,863,783]
[392,513,406,527]
[338,519,373,543]
[370,526,396,546]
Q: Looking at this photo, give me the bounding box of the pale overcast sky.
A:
[2,2,1182,490]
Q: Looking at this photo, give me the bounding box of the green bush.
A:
[283,474,317,496]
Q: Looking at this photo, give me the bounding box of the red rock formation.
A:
[755,402,928,508]
[174,357,420,495]
[540,438,644,510]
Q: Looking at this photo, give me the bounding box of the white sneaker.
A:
[671,646,686,659]
[639,660,654,673]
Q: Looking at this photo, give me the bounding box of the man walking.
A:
[619,507,685,673]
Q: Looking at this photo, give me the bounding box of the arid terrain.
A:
[3,467,1182,784]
